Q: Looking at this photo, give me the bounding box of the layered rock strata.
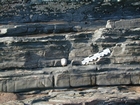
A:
[0,0,140,94]
[0,17,140,92]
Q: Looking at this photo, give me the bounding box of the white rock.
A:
[81,60,86,65]
[82,58,89,65]
[99,52,105,57]
[117,0,121,2]
[106,20,112,28]
[81,48,111,65]
[61,58,67,66]
[0,28,7,35]
[94,53,101,59]
[84,57,91,61]
[90,55,97,61]
[103,48,110,55]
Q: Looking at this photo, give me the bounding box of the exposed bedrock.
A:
[0,0,140,94]
[0,17,140,92]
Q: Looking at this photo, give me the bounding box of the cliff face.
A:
[0,0,140,93]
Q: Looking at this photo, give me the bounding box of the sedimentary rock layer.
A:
[0,65,140,92]
[0,0,140,93]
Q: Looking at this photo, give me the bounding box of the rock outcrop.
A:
[0,18,140,92]
[0,0,140,104]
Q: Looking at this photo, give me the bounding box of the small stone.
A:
[0,28,7,35]
[61,58,67,66]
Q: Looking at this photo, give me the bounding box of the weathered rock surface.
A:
[0,65,140,92]
[0,17,140,93]
[0,0,140,104]
[1,86,140,105]
[0,18,140,70]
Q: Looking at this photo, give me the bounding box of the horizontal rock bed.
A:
[0,17,140,92]
[0,65,140,92]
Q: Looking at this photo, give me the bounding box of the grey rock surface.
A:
[0,0,140,23]
[0,18,140,92]
[70,74,91,87]
[1,86,140,105]
[54,73,70,88]
[0,0,140,104]
[96,73,131,85]
[0,65,140,92]
[0,75,53,92]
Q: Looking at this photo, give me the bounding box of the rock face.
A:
[1,18,140,92]
[0,0,140,104]
[0,0,140,100]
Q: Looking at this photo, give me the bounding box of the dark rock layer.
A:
[0,0,140,23]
